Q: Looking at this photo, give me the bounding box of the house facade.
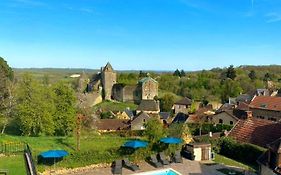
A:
[172,97,192,114]
[130,112,151,130]
[249,96,281,122]
[209,111,239,125]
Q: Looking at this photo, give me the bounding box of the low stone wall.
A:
[41,163,111,175]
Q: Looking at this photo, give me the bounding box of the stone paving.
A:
[58,159,252,175]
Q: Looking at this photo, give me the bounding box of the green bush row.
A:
[187,123,232,135]
[218,137,265,165]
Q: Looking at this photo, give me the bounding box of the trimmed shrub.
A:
[187,123,232,135]
[218,137,265,165]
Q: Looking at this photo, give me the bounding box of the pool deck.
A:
[53,159,254,175]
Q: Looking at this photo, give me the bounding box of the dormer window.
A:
[260,103,267,108]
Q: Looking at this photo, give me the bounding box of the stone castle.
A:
[87,62,158,104]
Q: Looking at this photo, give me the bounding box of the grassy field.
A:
[214,154,257,172]
[0,134,129,174]
[93,100,138,111]
[0,155,25,175]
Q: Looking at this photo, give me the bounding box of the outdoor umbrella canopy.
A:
[40,150,68,158]
[160,137,182,144]
[123,140,148,149]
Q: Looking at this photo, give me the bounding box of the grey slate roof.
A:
[256,89,270,96]
[172,112,189,123]
[131,112,151,125]
[159,112,171,120]
[103,62,114,72]
[236,94,252,103]
[137,100,159,112]
[125,108,134,120]
[174,97,192,106]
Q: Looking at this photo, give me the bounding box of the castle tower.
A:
[139,77,158,100]
[101,62,117,100]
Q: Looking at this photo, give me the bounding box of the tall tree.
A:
[16,74,55,136]
[52,82,76,136]
[144,118,165,143]
[139,71,148,78]
[0,57,14,107]
[226,65,236,80]
[0,57,14,134]
[220,79,242,103]
[263,72,273,82]
[1,81,16,134]
[248,70,256,80]
[159,93,176,112]
[173,69,181,77]
[180,70,186,77]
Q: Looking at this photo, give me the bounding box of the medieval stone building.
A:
[100,63,117,100]
[87,63,158,104]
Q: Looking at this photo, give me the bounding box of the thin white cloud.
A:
[79,8,94,14]
[265,12,281,23]
[62,4,95,14]
[13,0,46,7]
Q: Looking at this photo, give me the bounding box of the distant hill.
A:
[13,68,98,74]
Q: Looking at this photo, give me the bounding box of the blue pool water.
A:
[134,169,181,175]
[152,169,178,175]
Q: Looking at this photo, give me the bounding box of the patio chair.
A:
[123,158,140,171]
[149,154,163,168]
[112,159,122,175]
[158,152,170,165]
[173,150,183,163]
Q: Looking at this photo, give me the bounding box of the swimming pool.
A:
[133,168,182,175]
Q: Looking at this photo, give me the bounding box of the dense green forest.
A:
[12,64,281,104]
[118,65,281,103]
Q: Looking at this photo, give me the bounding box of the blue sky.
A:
[1,0,281,70]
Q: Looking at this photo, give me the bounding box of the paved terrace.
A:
[51,159,255,175]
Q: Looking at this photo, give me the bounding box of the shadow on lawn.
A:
[55,138,76,151]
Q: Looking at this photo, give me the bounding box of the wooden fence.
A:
[0,142,26,154]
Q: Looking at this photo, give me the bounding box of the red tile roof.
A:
[250,96,281,111]
[236,102,250,111]
[228,118,281,147]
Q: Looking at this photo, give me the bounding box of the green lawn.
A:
[0,155,25,175]
[93,100,138,111]
[0,134,129,174]
[214,154,257,172]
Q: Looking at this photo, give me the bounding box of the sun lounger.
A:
[149,154,163,168]
[159,152,170,165]
[112,160,122,174]
[173,150,183,163]
[123,158,140,171]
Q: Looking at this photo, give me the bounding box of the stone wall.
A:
[112,84,142,103]
[112,84,124,102]
[101,70,116,100]
[141,79,158,100]
[251,108,281,122]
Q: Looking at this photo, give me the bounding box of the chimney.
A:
[246,111,253,119]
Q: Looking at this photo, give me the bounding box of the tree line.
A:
[0,57,76,136]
